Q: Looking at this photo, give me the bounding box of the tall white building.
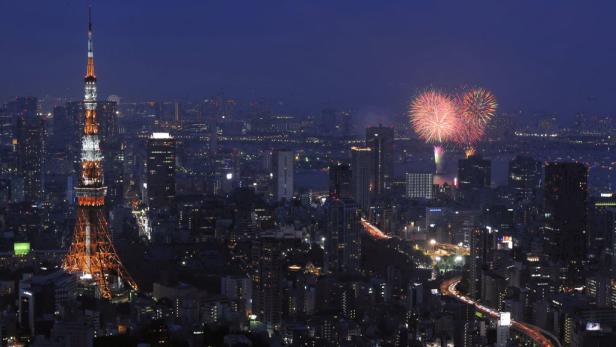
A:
[272,149,294,201]
[405,172,434,199]
[497,312,511,347]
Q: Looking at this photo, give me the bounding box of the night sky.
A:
[2,1,616,121]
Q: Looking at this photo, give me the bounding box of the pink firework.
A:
[410,90,458,144]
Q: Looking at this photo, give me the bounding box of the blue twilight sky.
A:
[1,1,616,121]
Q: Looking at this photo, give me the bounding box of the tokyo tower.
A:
[63,8,138,299]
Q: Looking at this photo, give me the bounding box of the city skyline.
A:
[2,3,616,347]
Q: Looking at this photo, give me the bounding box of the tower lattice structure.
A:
[63,9,137,299]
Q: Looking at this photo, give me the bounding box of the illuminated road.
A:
[361,218,391,240]
[440,277,561,347]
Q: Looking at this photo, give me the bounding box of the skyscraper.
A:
[508,155,542,202]
[252,237,283,330]
[328,162,352,199]
[468,226,494,300]
[351,146,373,211]
[271,149,293,201]
[63,8,137,299]
[458,154,491,206]
[366,125,394,197]
[544,162,588,285]
[8,97,44,205]
[147,132,176,210]
[326,198,361,273]
[458,154,491,191]
[0,105,10,145]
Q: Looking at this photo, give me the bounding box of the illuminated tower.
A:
[63,9,137,299]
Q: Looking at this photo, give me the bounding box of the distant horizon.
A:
[3,1,616,123]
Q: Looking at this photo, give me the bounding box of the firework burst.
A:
[454,88,497,146]
[460,88,497,124]
[410,90,458,144]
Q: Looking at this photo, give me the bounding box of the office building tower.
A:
[351,146,373,211]
[0,105,10,144]
[544,162,588,285]
[319,108,352,137]
[508,155,542,202]
[405,172,434,199]
[328,162,352,199]
[15,113,45,205]
[9,98,42,204]
[458,154,491,191]
[97,101,124,206]
[96,101,119,142]
[458,154,491,206]
[7,97,38,123]
[252,237,283,330]
[496,312,511,347]
[63,9,137,299]
[147,132,176,210]
[366,125,394,197]
[468,227,494,300]
[65,101,83,169]
[326,198,361,273]
[272,149,293,201]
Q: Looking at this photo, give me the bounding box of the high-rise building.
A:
[96,101,124,206]
[252,237,283,330]
[351,146,373,211]
[63,9,137,299]
[405,172,434,200]
[147,132,176,210]
[271,149,293,201]
[0,105,10,145]
[7,97,38,122]
[458,154,491,191]
[326,198,361,273]
[544,162,588,285]
[468,226,494,300]
[15,112,45,205]
[458,154,491,206]
[366,125,394,197]
[496,312,511,347]
[328,162,352,199]
[508,155,542,202]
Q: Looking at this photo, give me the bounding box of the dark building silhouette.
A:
[328,162,352,199]
[271,149,293,201]
[351,146,373,211]
[458,154,491,206]
[252,237,283,330]
[326,198,361,273]
[147,133,176,210]
[544,162,588,285]
[508,155,542,202]
[366,125,394,197]
[97,101,124,206]
[13,101,45,205]
[468,227,489,299]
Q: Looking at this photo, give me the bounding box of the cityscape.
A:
[2,2,616,347]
